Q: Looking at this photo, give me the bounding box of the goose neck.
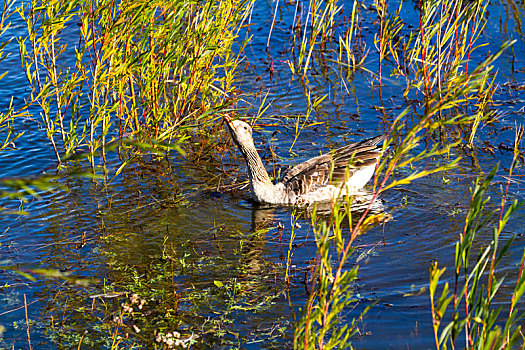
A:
[241,145,272,185]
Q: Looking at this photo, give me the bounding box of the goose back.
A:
[281,135,385,198]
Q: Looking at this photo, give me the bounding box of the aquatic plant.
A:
[292,195,378,349]
[0,0,25,153]
[0,0,523,347]
[291,2,517,345]
[18,0,253,168]
[378,0,500,143]
[337,0,366,77]
[287,0,369,82]
[285,0,501,147]
[430,139,525,349]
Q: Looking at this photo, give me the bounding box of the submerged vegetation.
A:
[0,0,524,348]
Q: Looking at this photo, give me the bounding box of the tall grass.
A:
[291,0,518,342]
[291,98,459,348]
[18,0,253,168]
[286,0,500,145]
[379,0,500,142]
[0,0,62,214]
[292,69,520,350]
[288,0,367,82]
[337,0,366,77]
[430,140,525,349]
[0,0,26,153]
[293,194,379,349]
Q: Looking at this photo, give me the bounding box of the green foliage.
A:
[298,0,341,80]
[337,0,363,74]
[17,0,253,167]
[288,0,367,81]
[0,0,26,153]
[430,163,525,349]
[292,0,518,345]
[0,0,523,347]
[379,0,506,143]
[293,197,377,349]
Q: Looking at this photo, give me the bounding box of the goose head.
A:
[224,114,256,151]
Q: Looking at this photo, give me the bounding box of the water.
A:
[1,0,525,348]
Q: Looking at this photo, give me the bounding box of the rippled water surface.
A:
[1,0,525,348]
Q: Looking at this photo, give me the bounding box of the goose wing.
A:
[280,135,385,197]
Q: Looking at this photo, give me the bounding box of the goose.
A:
[224,115,385,205]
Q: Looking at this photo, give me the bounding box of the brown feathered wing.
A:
[280,135,385,197]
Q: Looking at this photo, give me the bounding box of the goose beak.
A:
[223,114,234,130]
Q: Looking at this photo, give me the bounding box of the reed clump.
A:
[290,0,520,343]
[17,0,253,168]
[430,142,525,348]
[0,0,26,152]
[292,94,462,348]
[284,0,506,146]
[292,81,523,348]
[286,0,368,82]
[375,0,507,144]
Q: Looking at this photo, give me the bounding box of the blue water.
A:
[1,0,525,348]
